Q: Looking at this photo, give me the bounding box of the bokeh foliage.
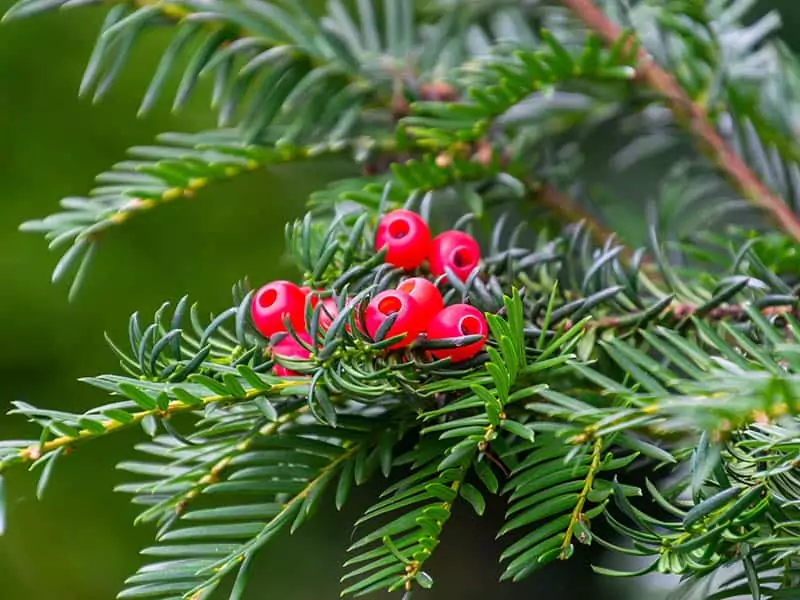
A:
[0,3,349,598]
[2,1,800,599]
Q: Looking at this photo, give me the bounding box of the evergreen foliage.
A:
[4,0,800,597]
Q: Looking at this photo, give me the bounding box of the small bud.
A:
[435,153,453,168]
[419,81,459,102]
[391,94,410,119]
[162,187,183,201]
[474,141,494,166]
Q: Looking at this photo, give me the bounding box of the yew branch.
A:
[559,0,800,243]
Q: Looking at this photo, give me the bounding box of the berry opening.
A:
[398,280,416,294]
[459,314,482,336]
[378,295,403,315]
[388,218,411,239]
[452,247,473,268]
[258,288,278,308]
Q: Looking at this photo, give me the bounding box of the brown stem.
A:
[535,183,631,255]
[522,177,658,271]
[558,0,800,244]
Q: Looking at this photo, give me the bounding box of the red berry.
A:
[300,287,319,309]
[312,297,362,333]
[251,280,307,337]
[429,230,480,283]
[396,277,444,329]
[375,209,431,270]
[272,332,312,377]
[345,296,366,334]
[365,290,423,349]
[318,297,339,331]
[426,304,488,363]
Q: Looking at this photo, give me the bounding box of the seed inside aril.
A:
[459,315,481,335]
[452,247,471,267]
[259,288,278,308]
[378,296,403,315]
[401,280,418,293]
[388,219,410,239]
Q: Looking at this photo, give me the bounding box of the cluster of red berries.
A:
[251,209,488,376]
[374,209,481,283]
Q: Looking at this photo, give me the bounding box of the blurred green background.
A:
[0,2,798,598]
